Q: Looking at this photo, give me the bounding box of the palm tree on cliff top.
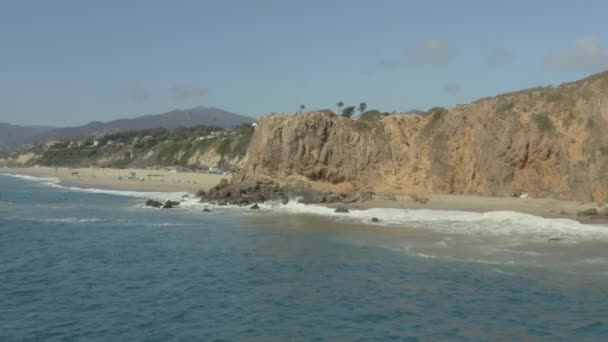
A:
[337,101,344,113]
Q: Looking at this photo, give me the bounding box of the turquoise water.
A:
[1,174,607,341]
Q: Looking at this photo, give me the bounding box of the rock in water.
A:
[162,200,180,209]
[371,217,380,222]
[250,203,260,210]
[335,207,349,213]
[202,208,212,213]
[145,199,163,208]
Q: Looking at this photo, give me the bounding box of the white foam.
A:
[576,258,608,265]
[6,173,608,241]
[266,201,608,241]
[2,173,62,187]
[44,217,106,223]
[3,173,186,201]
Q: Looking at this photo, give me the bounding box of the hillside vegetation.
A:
[7,124,254,170]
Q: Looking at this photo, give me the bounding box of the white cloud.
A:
[441,83,460,95]
[407,39,453,65]
[172,83,209,100]
[378,59,403,70]
[126,87,149,102]
[487,49,513,67]
[545,36,608,72]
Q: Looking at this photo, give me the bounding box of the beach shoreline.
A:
[1,166,229,193]
[2,166,606,224]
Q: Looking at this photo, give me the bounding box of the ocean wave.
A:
[576,258,608,265]
[3,173,186,201]
[43,217,106,223]
[2,173,62,186]
[248,200,608,241]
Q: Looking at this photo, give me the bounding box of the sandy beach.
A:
[1,166,229,193]
[2,166,606,223]
[333,194,606,224]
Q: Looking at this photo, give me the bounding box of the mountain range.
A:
[0,106,253,148]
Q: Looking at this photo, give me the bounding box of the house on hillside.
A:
[45,140,62,148]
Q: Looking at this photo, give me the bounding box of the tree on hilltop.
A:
[358,102,367,115]
[337,101,344,112]
[341,106,356,118]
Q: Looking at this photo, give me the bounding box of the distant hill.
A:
[0,123,55,148]
[7,106,253,147]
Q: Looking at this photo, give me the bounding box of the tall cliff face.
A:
[237,72,608,203]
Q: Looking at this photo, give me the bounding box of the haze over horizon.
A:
[2,0,608,126]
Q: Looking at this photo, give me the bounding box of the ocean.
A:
[1,173,607,341]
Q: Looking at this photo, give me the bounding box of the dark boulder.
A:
[371,217,380,222]
[202,208,212,213]
[145,199,163,208]
[250,203,260,210]
[335,207,349,213]
[162,200,180,209]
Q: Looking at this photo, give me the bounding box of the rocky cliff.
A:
[235,71,608,203]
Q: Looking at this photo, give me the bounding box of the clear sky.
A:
[1,0,608,126]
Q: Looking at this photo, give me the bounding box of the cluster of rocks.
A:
[145,199,180,209]
[577,207,608,220]
[195,177,375,207]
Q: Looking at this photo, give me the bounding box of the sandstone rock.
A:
[577,208,598,216]
[411,194,430,204]
[599,207,608,217]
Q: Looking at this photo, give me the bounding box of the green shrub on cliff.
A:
[427,107,448,121]
[532,113,554,133]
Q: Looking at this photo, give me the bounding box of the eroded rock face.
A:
[234,73,608,203]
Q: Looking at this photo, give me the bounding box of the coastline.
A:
[2,166,606,224]
[330,194,606,224]
[0,166,228,193]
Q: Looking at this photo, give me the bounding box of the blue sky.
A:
[1,0,608,126]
